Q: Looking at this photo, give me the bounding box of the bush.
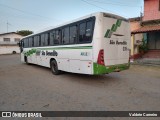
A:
[139,38,148,53]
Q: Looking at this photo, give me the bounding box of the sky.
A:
[0,0,143,33]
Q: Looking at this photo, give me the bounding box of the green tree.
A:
[17,30,33,36]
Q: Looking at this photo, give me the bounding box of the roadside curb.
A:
[131,62,160,67]
[0,53,20,56]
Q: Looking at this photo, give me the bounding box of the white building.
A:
[0,32,23,54]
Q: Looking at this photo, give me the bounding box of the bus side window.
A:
[24,38,28,48]
[50,31,55,46]
[20,40,24,52]
[79,22,86,43]
[34,36,37,47]
[28,38,30,47]
[32,37,34,47]
[48,33,50,45]
[41,34,45,46]
[70,25,77,44]
[54,30,59,45]
[86,21,93,41]
[54,29,61,45]
[21,40,24,47]
[39,35,41,46]
[62,27,69,44]
[44,33,49,46]
[36,36,40,47]
[29,37,33,47]
[23,39,26,48]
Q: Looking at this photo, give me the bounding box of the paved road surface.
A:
[0,54,160,120]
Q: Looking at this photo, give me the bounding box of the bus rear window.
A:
[79,20,93,43]
[86,21,93,41]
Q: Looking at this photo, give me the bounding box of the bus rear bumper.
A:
[93,63,130,75]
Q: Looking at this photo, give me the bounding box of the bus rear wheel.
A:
[50,60,60,75]
[24,56,29,64]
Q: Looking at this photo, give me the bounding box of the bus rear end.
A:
[93,13,130,75]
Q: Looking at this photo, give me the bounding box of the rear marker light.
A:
[97,49,105,65]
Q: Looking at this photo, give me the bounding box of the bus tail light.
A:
[97,49,105,65]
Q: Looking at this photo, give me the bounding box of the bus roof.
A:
[21,12,128,40]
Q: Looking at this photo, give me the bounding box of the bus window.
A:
[29,37,33,47]
[28,38,31,47]
[50,31,55,46]
[70,26,77,44]
[39,35,41,46]
[79,22,86,43]
[36,36,40,47]
[21,40,24,47]
[24,38,29,48]
[34,36,38,47]
[44,33,49,46]
[23,39,27,48]
[20,40,24,52]
[48,33,50,45]
[62,27,69,44]
[86,21,93,41]
[41,34,45,46]
[32,37,34,47]
[54,30,61,45]
[34,36,40,47]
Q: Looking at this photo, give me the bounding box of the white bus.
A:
[19,12,130,75]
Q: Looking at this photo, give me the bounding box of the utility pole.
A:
[140,6,143,26]
[7,21,8,33]
[7,21,11,33]
[7,20,11,33]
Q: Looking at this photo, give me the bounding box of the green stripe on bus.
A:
[24,46,92,56]
[104,19,122,38]
[111,24,117,32]
[93,63,129,75]
[104,29,111,38]
[116,19,122,27]
[24,49,36,56]
[38,46,93,50]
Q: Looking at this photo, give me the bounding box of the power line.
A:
[81,0,113,13]
[87,0,141,7]
[0,11,56,24]
[0,3,62,22]
[0,10,63,34]
[109,0,141,5]
[81,0,128,18]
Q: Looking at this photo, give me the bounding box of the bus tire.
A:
[50,60,60,75]
[24,56,29,64]
[12,51,16,54]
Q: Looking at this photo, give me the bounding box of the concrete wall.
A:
[143,0,160,21]
[0,33,23,54]
[130,21,141,31]
[130,34,143,56]
[130,20,143,56]
[0,46,20,54]
[0,33,23,45]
